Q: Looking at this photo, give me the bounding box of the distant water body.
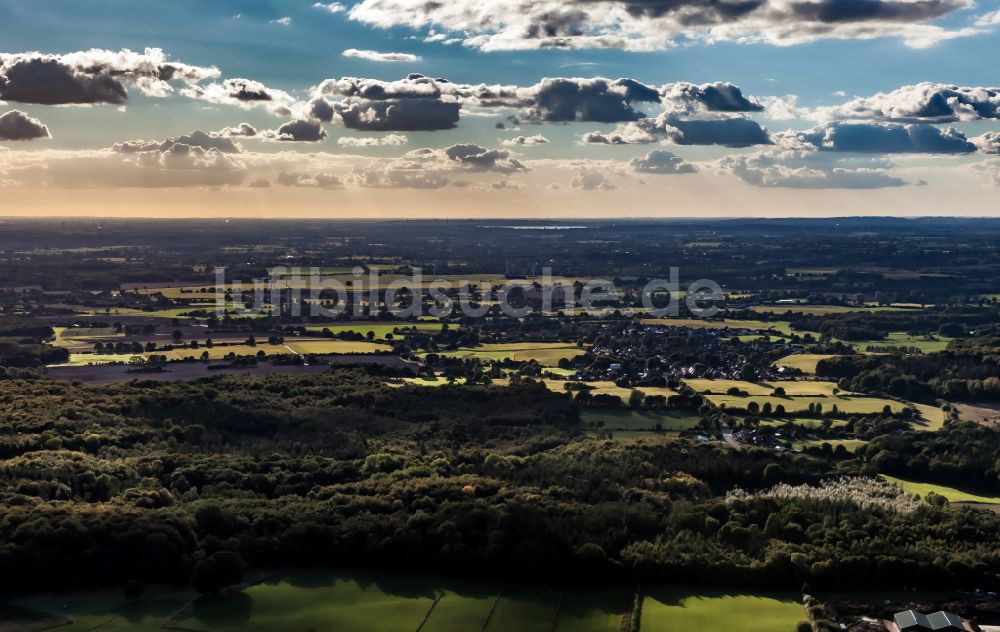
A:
[481,225,587,230]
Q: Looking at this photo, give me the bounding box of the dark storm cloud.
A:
[788,121,977,153]
[0,49,218,105]
[661,81,764,114]
[0,110,51,141]
[313,75,663,126]
[335,100,461,131]
[444,144,526,172]
[517,77,660,122]
[223,78,275,101]
[663,115,773,147]
[272,119,329,142]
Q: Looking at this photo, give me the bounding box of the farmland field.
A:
[881,475,1000,504]
[705,393,905,415]
[51,326,122,351]
[750,304,918,315]
[683,378,849,397]
[489,378,676,402]
[955,402,1000,427]
[0,572,661,632]
[641,588,804,632]
[774,353,840,374]
[851,332,953,353]
[911,403,947,431]
[639,318,793,334]
[429,342,585,365]
[52,339,390,366]
[140,274,589,299]
[175,570,437,632]
[304,322,441,339]
[799,438,869,451]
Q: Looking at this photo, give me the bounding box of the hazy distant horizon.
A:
[1,0,999,217]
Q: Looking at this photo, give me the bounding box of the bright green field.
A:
[1,573,808,632]
[881,475,1000,504]
[178,571,436,632]
[641,589,804,632]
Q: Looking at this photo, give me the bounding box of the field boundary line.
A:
[479,592,502,632]
[414,593,444,632]
[549,593,563,632]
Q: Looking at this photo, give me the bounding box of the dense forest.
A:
[817,337,1000,401]
[1,369,998,595]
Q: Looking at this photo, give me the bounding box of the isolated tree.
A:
[628,390,645,409]
[191,551,244,594]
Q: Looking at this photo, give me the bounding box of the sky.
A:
[1,0,999,217]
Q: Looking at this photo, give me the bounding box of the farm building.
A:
[893,609,966,631]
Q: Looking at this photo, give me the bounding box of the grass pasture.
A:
[641,588,804,632]
[798,438,869,451]
[751,304,918,316]
[684,379,901,416]
[284,340,390,355]
[51,326,123,352]
[852,332,953,354]
[881,475,1000,505]
[178,571,436,632]
[640,318,793,335]
[430,342,584,366]
[0,573,808,632]
[683,379,848,397]
[489,378,676,404]
[53,339,390,366]
[774,353,840,374]
[705,393,904,415]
